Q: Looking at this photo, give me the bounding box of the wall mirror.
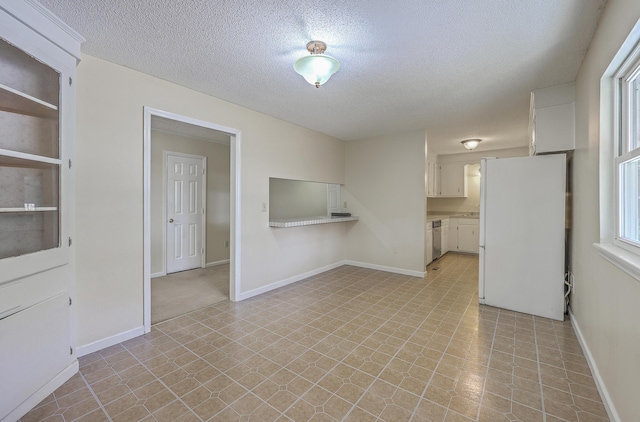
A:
[269,178,341,220]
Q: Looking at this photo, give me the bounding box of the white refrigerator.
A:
[479,154,566,321]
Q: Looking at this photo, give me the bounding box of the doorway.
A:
[143,107,242,332]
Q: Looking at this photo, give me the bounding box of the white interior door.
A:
[166,154,205,274]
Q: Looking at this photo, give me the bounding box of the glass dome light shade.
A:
[294,54,340,87]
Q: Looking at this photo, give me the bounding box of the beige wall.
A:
[427,147,528,213]
[343,130,427,273]
[75,54,346,347]
[571,2,640,421]
[150,130,230,275]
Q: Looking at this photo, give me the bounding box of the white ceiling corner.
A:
[39,0,607,155]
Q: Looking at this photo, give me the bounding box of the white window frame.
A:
[594,19,640,283]
[613,41,640,254]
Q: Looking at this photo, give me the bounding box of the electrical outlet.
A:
[262,202,267,212]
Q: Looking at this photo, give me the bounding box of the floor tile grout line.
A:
[473,304,502,421]
[77,370,114,422]
[533,316,547,422]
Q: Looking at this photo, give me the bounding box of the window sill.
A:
[593,242,640,282]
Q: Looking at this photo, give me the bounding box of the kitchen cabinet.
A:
[529,83,575,155]
[426,159,438,197]
[449,218,480,253]
[441,218,449,255]
[0,2,83,420]
[438,163,468,197]
[425,226,433,266]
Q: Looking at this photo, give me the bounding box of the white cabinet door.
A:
[441,219,449,254]
[426,160,438,197]
[439,163,468,197]
[425,228,433,266]
[448,218,458,251]
[534,102,575,154]
[458,224,480,253]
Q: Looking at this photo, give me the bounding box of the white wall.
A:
[427,147,528,213]
[343,130,427,274]
[150,130,230,275]
[75,54,346,347]
[572,2,640,421]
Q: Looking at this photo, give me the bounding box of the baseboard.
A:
[76,326,145,357]
[151,271,166,279]
[568,308,620,422]
[343,260,426,278]
[237,261,346,301]
[205,259,230,268]
[3,360,78,422]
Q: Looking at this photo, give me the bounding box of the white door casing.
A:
[166,153,206,274]
[144,106,242,334]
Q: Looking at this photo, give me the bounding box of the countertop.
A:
[427,213,479,223]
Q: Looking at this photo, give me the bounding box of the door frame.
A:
[143,107,242,333]
[163,151,207,274]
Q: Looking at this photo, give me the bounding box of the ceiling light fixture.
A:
[461,138,481,150]
[294,41,340,88]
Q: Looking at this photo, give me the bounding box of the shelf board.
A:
[0,84,58,120]
[0,207,58,213]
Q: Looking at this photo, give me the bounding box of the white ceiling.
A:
[40,0,606,155]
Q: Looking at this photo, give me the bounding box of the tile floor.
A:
[21,253,609,421]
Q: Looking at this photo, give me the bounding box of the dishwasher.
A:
[432,220,441,260]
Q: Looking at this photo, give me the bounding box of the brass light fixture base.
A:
[306,41,327,55]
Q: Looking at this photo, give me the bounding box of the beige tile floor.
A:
[21,253,609,421]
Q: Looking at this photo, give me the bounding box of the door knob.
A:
[169,218,174,223]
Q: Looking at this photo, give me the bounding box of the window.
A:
[615,43,640,250]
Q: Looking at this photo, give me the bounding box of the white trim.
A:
[3,360,78,422]
[143,107,241,333]
[569,309,621,422]
[206,259,230,268]
[593,242,640,282]
[2,0,85,60]
[236,261,345,301]
[150,271,166,279]
[343,260,426,278]
[75,326,145,358]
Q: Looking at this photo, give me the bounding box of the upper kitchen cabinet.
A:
[426,159,438,197]
[0,1,83,420]
[438,162,468,197]
[528,83,575,155]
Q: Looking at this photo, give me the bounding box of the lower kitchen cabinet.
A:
[449,218,480,253]
[441,219,449,254]
[425,227,433,266]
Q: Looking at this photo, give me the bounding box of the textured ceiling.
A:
[39,0,606,155]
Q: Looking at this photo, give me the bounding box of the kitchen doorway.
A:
[143,107,242,332]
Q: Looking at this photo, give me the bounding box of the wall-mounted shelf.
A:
[269,215,359,228]
[0,83,58,120]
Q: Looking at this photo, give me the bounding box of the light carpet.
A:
[151,264,229,324]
